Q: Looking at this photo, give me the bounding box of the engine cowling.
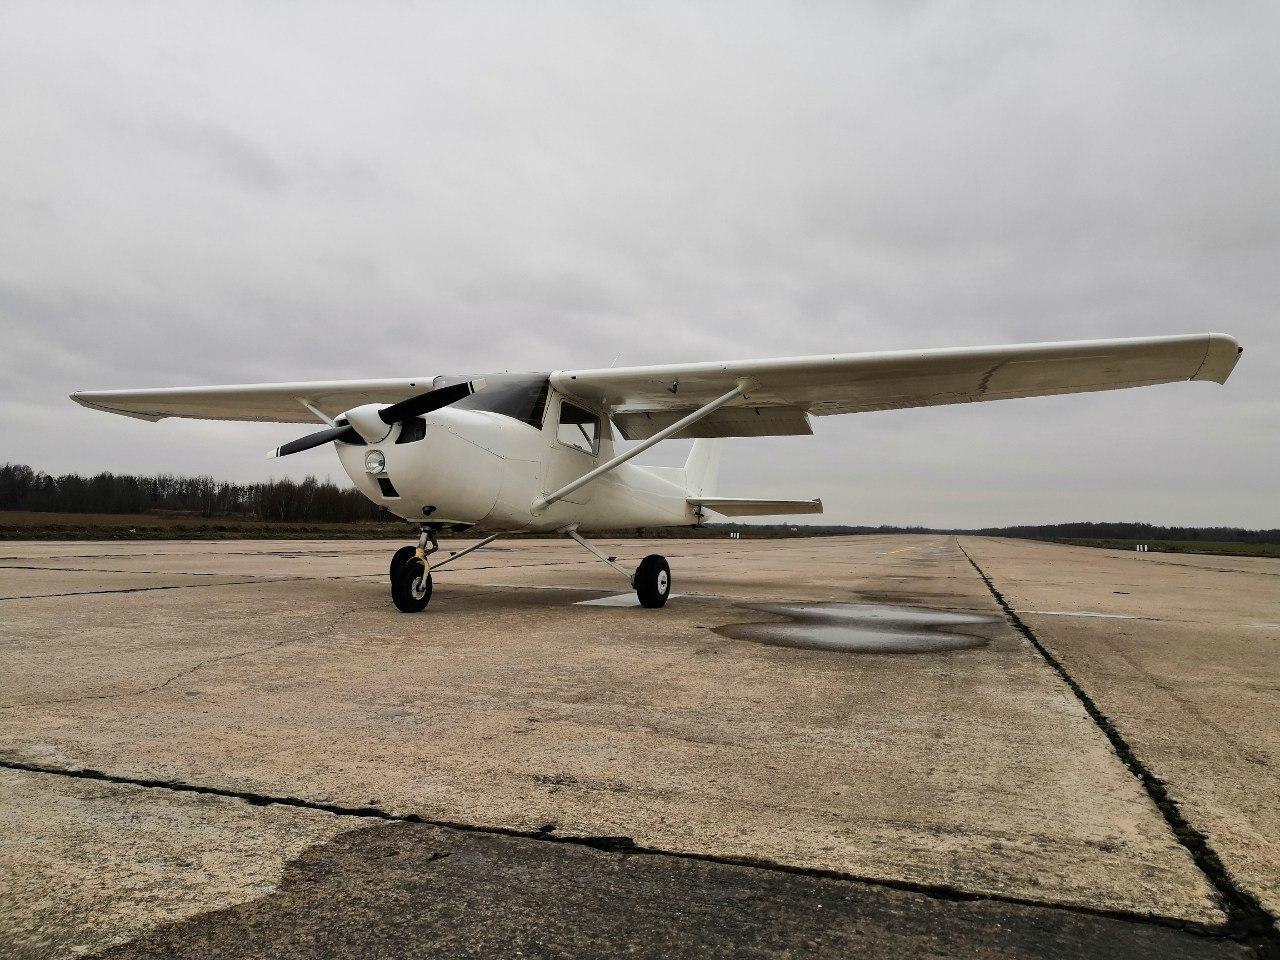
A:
[334,407,503,526]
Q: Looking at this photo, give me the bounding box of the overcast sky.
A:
[1,2,1276,527]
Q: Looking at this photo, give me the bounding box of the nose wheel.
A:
[389,545,417,580]
[391,559,433,612]
[387,529,504,612]
[390,529,436,613]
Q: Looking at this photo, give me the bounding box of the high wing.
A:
[71,378,441,424]
[553,333,1242,440]
[70,333,1241,433]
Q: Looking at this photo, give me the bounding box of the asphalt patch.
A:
[97,822,1248,960]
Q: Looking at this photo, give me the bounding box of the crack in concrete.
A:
[8,537,1272,951]
[958,539,1280,958]
[0,606,362,711]
[0,756,1253,945]
[0,565,233,575]
[0,577,307,601]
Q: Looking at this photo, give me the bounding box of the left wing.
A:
[554,333,1242,440]
[71,378,440,424]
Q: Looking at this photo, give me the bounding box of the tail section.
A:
[682,438,824,518]
[684,439,722,497]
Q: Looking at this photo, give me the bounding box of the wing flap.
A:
[613,405,812,440]
[689,497,823,517]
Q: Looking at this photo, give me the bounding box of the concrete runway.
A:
[0,535,1275,958]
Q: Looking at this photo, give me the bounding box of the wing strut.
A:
[532,382,752,511]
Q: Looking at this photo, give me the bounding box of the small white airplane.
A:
[72,333,1242,612]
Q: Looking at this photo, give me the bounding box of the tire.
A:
[633,554,671,608]
[391,558,432,613]
[389,545,417,581]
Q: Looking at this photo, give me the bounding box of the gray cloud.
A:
[147,117,290,193]
[0,1,1276,526]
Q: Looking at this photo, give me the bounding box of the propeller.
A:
[377,378,485,424]
[271,423,360,459]
[270,378,486,458]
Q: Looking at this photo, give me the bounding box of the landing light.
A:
[364,450,386,474]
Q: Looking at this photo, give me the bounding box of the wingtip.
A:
[67,392,166,421]
[1195,333,1244,385]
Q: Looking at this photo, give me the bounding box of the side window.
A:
[556,400,599,455]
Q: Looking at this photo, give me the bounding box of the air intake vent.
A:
[395,417,427,444]
[377,477,399,498]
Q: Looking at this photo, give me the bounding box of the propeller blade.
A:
[378,378,487,424]
[271,424,359,458]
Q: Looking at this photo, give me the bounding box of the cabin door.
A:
[541,394,601,505]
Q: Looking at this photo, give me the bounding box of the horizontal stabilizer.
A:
[688,497,823,517]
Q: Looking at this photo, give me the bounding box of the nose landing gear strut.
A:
[389,529,504,613]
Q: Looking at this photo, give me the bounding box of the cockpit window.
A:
[448,374,550,429]
[556,400,600,455]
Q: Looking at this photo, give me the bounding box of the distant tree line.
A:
[668,521,1280,543]
[3,463,1276,540]
[0,463,384,523]
[956,520,1280,544]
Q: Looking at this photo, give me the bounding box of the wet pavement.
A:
[715,601,999,652]
[1,535,1276,958]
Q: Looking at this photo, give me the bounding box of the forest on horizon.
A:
[2,462,1276,542]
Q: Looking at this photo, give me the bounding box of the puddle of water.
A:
[714,602,999,654]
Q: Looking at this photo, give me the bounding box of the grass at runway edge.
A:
[1042,538,1280,558]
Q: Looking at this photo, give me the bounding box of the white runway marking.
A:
[576,592,687,607]
[476,583,603,591]
[1017,610,1141,620]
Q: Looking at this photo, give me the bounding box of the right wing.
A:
[555,333,1243,439]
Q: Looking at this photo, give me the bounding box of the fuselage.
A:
[334,380,697,534]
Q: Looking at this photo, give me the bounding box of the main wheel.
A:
[633,554,671,608]
[389,545,417,580]
[391,558,432,613]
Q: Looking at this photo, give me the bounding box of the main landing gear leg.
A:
[562,527,671,609]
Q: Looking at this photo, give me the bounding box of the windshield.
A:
[447,374,550,429]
